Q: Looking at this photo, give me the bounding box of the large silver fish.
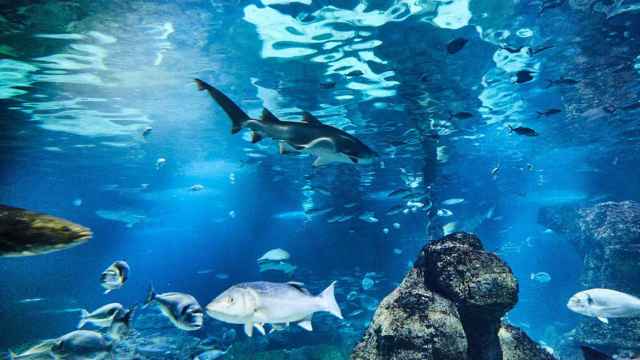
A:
[195,79,378,167]
[0,205,92,257]
[205,281,342,337]
[567,288,640,323]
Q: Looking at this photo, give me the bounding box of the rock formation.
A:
[352,232,554,360]
[539,201,640,356]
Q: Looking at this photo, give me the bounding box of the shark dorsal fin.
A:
[302,112,322,125]
[261,108,281,123]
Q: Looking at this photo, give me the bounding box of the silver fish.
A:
[567,288,640,324]
[144,287,204,331]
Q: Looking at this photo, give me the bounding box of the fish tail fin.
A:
[194,78,250,134]
[507,125,514,132]
[536,111,543,118]
[77,309,89,328]
[144,285,156,307]
[319,281,343,319]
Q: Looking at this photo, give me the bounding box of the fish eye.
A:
[587,295,594,305]
[226,296,234,304]
[62,226,71,232]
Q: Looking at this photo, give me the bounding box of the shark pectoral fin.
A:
[251,132,263,144]
[254,323,266,335]
[597,316,609,324]
[349,156,359,164]
[244,322,254,337]
[313,156,334,167]
[279,142,300,155]
[297,319,313,331]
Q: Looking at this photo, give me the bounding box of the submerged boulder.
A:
[539,201,640,356]
[352,232,553,360]
[352,267,468,360]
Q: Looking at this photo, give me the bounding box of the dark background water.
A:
[1,0,640,355]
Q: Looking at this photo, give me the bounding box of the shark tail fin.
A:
[318,281,343,319]
[9,350,17,360]
[507,125,514,133]
[194,79,250,134]
[144,285,156,307]
[78,309,90,328]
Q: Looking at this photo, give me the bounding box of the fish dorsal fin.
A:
[302,112,322,125]
[261,108,281,123]
[287,282,309,294]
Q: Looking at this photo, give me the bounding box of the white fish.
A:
[443,222,457,235]
[18,298,45,304]
[393,248,402,255]
[442,198,464,205]
[205,281,342,337]
[382,228,389,234]
[358,212,379,223]
[361,277,374,290]
[216,273,229,280]
[392,222,401,229]
[437,209,453,217]
[257,248,290,263]
[95,210,146,228]
[567,288,640,324]
[78,303,123,328]
[156,158,166,170]
[8,339,58,359]
[72,198,83,207]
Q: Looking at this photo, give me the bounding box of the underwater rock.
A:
[353,232,552,360]
[352,267,468,360]
[421,232,518,360]
[539,201,640,355]
[499,324,556,360]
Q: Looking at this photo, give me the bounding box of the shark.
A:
[195,79,378,167]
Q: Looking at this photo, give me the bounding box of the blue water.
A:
[1,0,640,358]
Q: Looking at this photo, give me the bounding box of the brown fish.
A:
[0,205,92,257]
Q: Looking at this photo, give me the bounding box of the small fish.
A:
[382,228,389,234]
[190,184,205,192]
[8,339,58,359]
[387,188,411,198]
[257,248,290,263]
[206,281,342,337]
[437,209,453,217]
[144,287,204,331]
[491,163,501,178]
[361,277,374,290]
[447,37,468,54]
[358,212,379,223]
[443,222,457,235]
[343,202,358,208]
[545,77,579,88]
[539,0,566,15]
[386,204,404,216]
[155,157,166,170]
[100,261,129,294]
[305,207,334,217]
[530,272,552,283]
[0,205,92,257]
[72,198,83,207]
[216,273,229,280]
[392,222,400,229]
[527,163,535,171]
[442,198,464,205]
[312,186,331,196]
[346,70,364,77]
[142,126,153,137]
[514,70,535,84]
[78,303,124,329]
[621,102,640,111]
[194,346,231,360]
[449,111,473,120]
[567,288,640,324]
[319,81,336,89]
[18,298,45,304]
[508,125,538,137]
[106,309,132,341]
[348,309,364,317]
[393,248,402,255]
[346,291,358,301]
[258,261,297,275]
[536,109,561,117]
